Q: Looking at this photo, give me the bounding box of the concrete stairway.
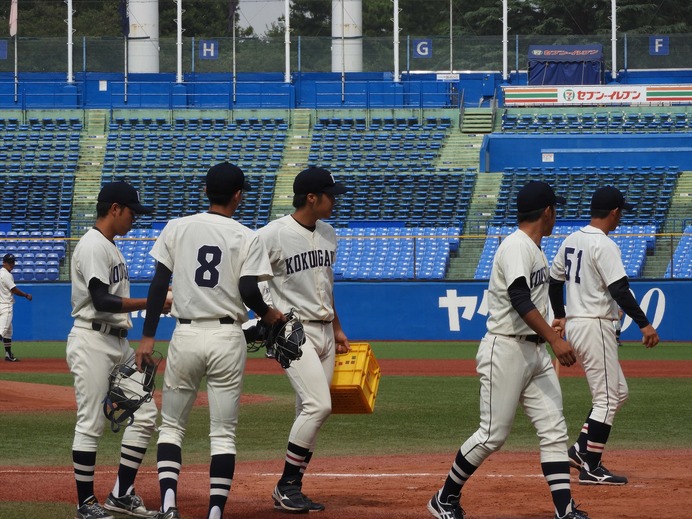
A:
[642,171,692,277]
[270,109,312,220]
[70,110,108,237]
[446,172,503,280]
[436,131,484,172]
[460,108,494,133]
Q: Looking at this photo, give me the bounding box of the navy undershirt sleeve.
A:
[508,277,537,317]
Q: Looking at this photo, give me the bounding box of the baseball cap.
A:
[293,166,347,195]
[98,182,153,215]
[516,181,566,213]
[591,186,635,211]
[2,253,15,263]
[206,162,250,196]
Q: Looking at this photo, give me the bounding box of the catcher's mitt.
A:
[246,309,305,368]
[102,351,162,433]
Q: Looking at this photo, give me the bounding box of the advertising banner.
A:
[11,281,691,342]
[503,85,692,106]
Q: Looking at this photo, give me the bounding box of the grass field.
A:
[1,340,690,518]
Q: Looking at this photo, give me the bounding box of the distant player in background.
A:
[257,166,350,514]
[549,186,659,486]
[427,181,589,519]
[67,181,168,519]
[136,162,283,519]
[0,253,32,362]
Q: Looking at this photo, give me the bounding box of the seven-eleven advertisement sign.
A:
[503,85,692,105]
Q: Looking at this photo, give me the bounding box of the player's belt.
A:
[91,321,128,338]
[178,316,235,325]
[302,320,333,325]
[510,334,545,345]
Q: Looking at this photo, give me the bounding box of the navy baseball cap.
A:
[98,182,153,215]
[2,253,15,263]
[591,186,635,211]
[293,167,347,195]
[206,162,250,196]
[516,181,566,213]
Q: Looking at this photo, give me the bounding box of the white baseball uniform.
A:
[149,212,273,455]
[550,225,629,425]
[0,267,16,338]
[67,228,157,451]
[257,215,338,450]
[462,229,568,467]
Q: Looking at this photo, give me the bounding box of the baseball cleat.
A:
[76,496,115,519]
[567,446,585,470]
[155,508,181,519]
[104,492,157,517]
[555,500,589,518]
[273,493,325,513]
[272,484,311,513]
[427,490,465,519]
[579,463,628,485]
[4,354,19,362]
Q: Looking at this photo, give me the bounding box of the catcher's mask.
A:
[103,352,161,433]
[270,309,306,368]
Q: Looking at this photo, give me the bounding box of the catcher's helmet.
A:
[103,353,161,432]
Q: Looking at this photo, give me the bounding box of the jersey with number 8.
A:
[150,212,272,322]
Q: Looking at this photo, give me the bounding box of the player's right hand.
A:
[136,336,156,372]
[640,324,659,349]
[261,306,284,327]
[549,337,577,367]
[551,318,566,338]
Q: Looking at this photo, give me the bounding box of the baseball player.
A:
[136,162,283,519]
[549,186,659,485]
[67,182,166,519]
[428,181,589,519]
[257,166,351,514]
[0,253,32,362]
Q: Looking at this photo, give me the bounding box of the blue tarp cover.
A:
[528,44,604,85]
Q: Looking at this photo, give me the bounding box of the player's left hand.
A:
[26,293,32,301]
[640,324,659,349]
[551,317,566,338]
[334,328,350,354]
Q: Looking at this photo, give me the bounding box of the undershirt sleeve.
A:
[88,278,123,313]
[508,277,536,317]
[608,276,649,328]
[548,277,566,319]
[142,262,173,337]
[239,276,270,318]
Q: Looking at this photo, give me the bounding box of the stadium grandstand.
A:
[0,5,691,285]
[1,101,689,283]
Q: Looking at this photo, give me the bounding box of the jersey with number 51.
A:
[550,225,626,320]
[149,212,273,322]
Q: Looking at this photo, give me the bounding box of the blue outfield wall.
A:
[1,69,692,109]
[11,280,691,342]
[480,133,692,172]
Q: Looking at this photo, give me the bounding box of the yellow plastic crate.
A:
[330,342,381,414]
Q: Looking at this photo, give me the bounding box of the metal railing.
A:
[2,230,689,282]
[1,34,691,75]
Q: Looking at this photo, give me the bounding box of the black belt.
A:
[510,334,545,345]
[92,322,128,338]
[178,316,235,325]
[303,320,333,325]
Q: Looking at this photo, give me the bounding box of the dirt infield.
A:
[1,358,690,518]
[2,357,692,378]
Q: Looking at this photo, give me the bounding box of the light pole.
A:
[449,0,453,72]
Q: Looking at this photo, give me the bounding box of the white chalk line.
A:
[0,468,545,479]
